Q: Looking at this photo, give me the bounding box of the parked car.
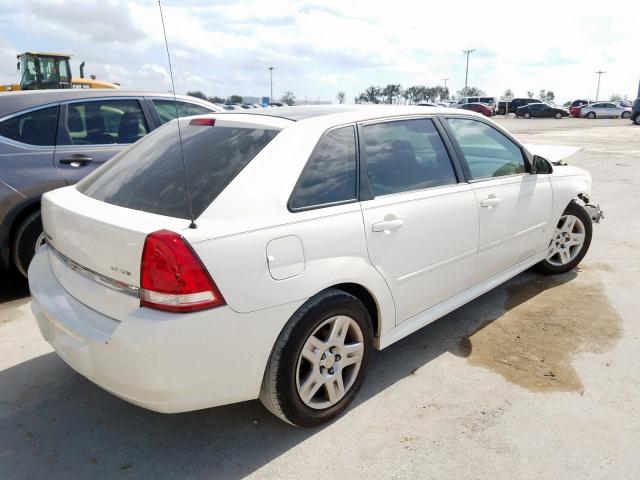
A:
[459,102,494,116]
[516,103,570,119]
[29,105,602,427]
[631,99,640,125]
[580,102,631,119]
[454,96,497,112]
[569,99,590,118]
[417,102,438,107]
[497,98,543,115]
[0,89,224,277]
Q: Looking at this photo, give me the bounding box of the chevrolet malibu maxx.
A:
[29,106,603,427]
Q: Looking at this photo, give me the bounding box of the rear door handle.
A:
[480,194,501,208]
[59,154,93,166]
[372,218,404,232]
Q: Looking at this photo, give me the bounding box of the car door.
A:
[528,104,541,117]
[540,104,553,117]
[603,103,618,117]
[443,116,552,284]
[590,103,604,116]
[0,104,66,197]
[53,98,150,185]
[359,117,479,323]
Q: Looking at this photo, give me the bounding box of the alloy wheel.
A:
[546,214,586,266]
[296,315,365,409]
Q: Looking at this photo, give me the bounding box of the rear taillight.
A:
[140,230,225,313]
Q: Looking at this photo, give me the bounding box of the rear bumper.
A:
[28,247,303,413]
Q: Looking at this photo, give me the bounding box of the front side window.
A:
[153,99,215,125]
[289,126,357,210]
[0,106,58,146]
[57,99,149,146]
[445,118,525,180]
[363,119,457,196]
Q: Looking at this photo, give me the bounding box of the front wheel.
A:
[621,111,631,119]
[634,115,640,125]
[523,112,531,119]
[533,202,592,275]
[260,289,373,427]
[554,112,562,119]
[586,111,596,119]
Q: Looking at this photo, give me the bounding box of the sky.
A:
[0,0,638,104]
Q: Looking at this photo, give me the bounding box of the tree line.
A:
[186,90,297,106]
[352,85,492,104]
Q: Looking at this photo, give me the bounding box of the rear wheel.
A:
[260,289,373,427]
[533,202,592,275]
[634,115,640,125]
[523,112,531,119]
[12,211,44,278]
[586,111,596,119]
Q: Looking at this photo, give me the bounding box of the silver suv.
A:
[0,89,223,277]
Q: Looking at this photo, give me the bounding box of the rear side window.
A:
[446,117,525,180]
[57,99,148,146]
[363,119,457,196]
[0,106,58,146]
[289,126,357,210]
[153,100,215,125]
[78,120,280,219]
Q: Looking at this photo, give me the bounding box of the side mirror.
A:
[532,155,553,174]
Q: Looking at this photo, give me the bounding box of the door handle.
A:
[480,194,501,208]
[372,218,404,233]
[59,154,93,166]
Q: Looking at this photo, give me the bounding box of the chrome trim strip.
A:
[46,240,140,298]
[478,222,547,253]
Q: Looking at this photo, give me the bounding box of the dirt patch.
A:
[458,269,621,393]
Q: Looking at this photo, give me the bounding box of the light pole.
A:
[269,66,274,103]
[462,49,475,90]
[595,70,606,101]
[442,78,450,98]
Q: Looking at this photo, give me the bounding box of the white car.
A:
[581,102,632,119]
[29,106,603,427]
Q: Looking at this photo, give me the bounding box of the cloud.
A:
[0,0,638,102]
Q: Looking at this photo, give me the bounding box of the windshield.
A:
[19,55,71,88]
[77,119,281,219]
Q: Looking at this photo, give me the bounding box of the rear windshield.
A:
[77,119,280,219]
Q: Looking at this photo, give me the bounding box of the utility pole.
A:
[595,70,606,101]
[462,49,475,90]
[442,78,450,98]
[269,66,274,103]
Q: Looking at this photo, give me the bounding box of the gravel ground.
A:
[1,116,639,480]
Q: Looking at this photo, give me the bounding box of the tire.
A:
[12,211,43,278]
[259,288,373,427]
[523,112,531,119]
[554,112,562,119]
[586,111,596,119]
[634,115,640,125]
[621,111,630,119]
[498,108,505,115]
[533,202,592,275]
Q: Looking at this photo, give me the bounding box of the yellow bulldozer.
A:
[1,52,120,92]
